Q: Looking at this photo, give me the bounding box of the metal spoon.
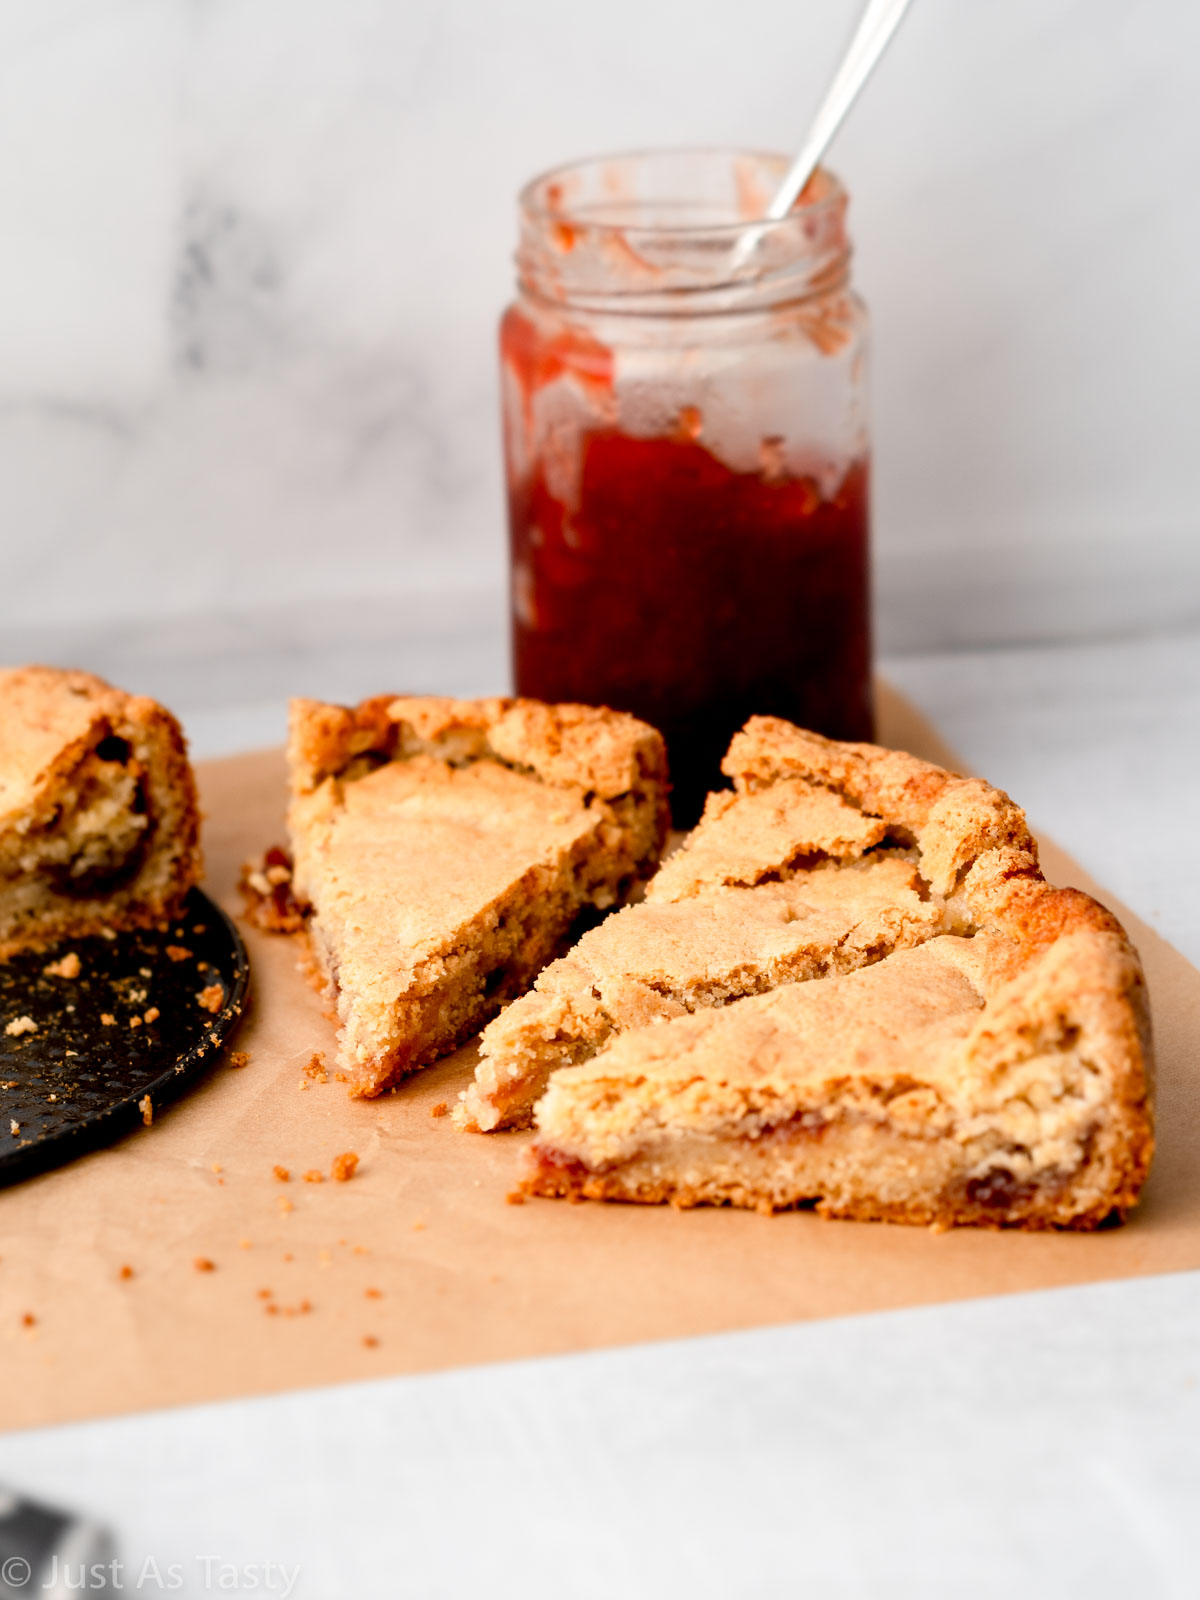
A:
[731,0,914,271]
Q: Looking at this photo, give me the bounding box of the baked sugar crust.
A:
[0,666,202,957]
[518,719,1155,1228]
[287,694,669,1096]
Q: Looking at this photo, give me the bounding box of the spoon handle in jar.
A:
[731,0,913,270]
[770,0,913,220]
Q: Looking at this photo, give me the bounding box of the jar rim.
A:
[518,146,847,243]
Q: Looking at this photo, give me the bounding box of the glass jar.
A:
[500,149,873,823]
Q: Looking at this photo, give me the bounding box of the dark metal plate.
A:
[0,888,249,1187]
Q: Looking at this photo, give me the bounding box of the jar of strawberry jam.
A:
[501,149,872,823]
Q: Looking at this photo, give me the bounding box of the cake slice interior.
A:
[0,667,202,957]
[287,695,668,1096]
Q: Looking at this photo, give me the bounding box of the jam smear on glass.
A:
[507,393,873,822]
[502,152,874,824]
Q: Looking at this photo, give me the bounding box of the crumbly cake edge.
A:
[286,693,670,813]
[658,714,1041,901]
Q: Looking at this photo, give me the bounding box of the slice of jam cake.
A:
[513,719,1154,1229]
[286,694,669,1097]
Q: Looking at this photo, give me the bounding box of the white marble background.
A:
[1,0,1197,659]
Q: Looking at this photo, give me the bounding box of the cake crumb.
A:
[430,1101,449,1118]
[211,1162,223,1174]
[278,1196,294,1215]
[352,1244,369,1255]
[229,1051,251,1069]
[166,945,191,962]
[139,1095,153,1127]
[193,1257,215,1272]
[21,1312,36,1328]
[43,952,81,979]
[362,1335,379,1349]
[5,1016,36,1037]
[143,1007,160,1025]
[257,1287,273,1299]
[505,1191,526,1206]
[101,1013,117,1027]
[411,1220,425,1232]
[303,1170,324,1184]
[273,1165,290,1183]
[197,984,223,1013]
[333,1071,349,1084]
[10,1120,19,1137]
[118,1264,134,1281]
[238,848,307,934]
[239,1238,253,1250]
[302,1052,327,1084]
[129,1015,142,1029]
[364,1287,382,1300]
[331,1151,359,1183]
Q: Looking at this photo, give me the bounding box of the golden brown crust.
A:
[288,694,670,806]
[0,666,202,957]
[720,716,1036,896]
[519,718,1155,1230]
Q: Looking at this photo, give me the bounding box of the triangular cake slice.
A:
[456,716,1035,1133]
[0,666,202,956]
[287,694,668,1096]
[515,720,1154,1228]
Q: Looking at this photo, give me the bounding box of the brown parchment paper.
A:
[2,686,1198,1432]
